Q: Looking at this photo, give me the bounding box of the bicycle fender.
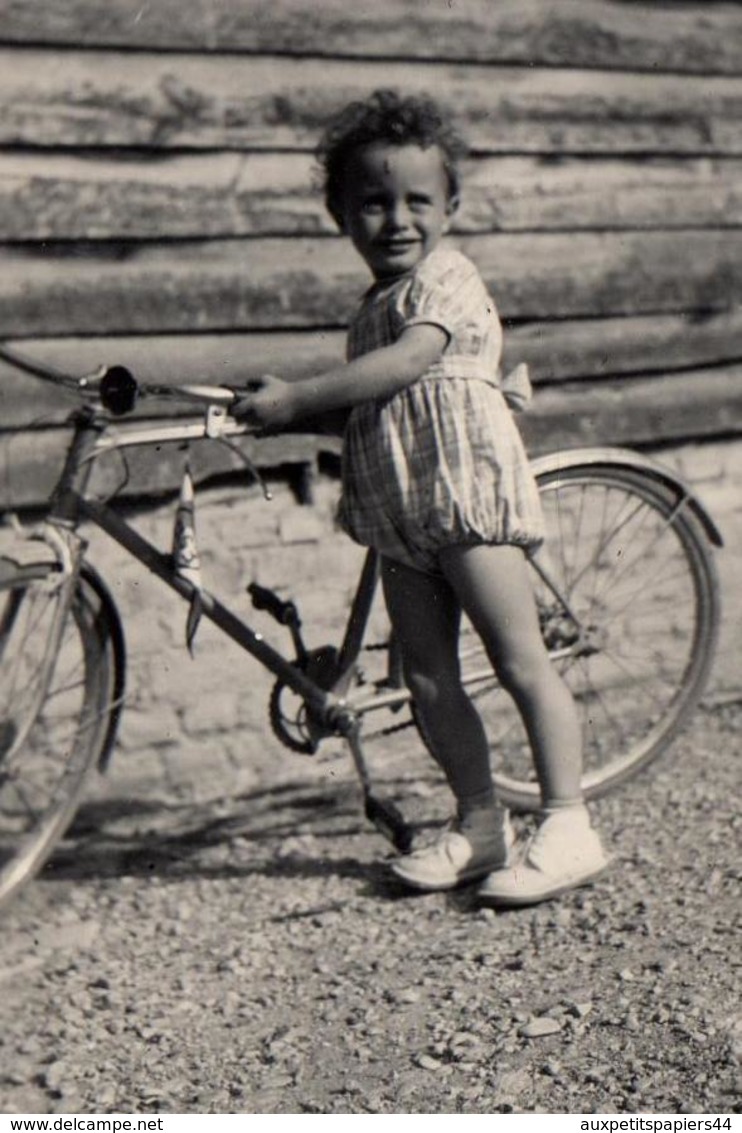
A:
[79,562,127,773]
[530,446,723,548]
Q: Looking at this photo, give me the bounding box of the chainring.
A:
[268,645,341,755]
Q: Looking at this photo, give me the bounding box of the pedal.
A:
[247,581,300,627]
[249,581,310,665]
[365,794,414,853]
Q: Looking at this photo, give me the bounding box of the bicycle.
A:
[0,343,722,910]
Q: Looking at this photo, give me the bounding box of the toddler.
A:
[235,89,608,905]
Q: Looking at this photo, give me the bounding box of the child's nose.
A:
[387,201,412,230]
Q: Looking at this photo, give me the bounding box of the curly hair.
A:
[316,89,467,224]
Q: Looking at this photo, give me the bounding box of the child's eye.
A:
[361,199,385,215]
[408,195,433,212]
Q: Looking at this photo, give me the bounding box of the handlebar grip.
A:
[99,366,138,415]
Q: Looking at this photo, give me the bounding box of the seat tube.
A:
[336,549,380,674]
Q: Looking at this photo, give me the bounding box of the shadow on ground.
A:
[44,777,428,890]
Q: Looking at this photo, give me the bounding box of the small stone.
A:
[42,1061,68,1095]
[585,1070,605,1086]
[551,907,573,928]
[497,1068,532,1098]
[567,1001,593,1019]
[416,1053,443,1071]
[2,1070,29,1087]
[266,1074,294,1089]
[520,1017,563,1039]
[96,1083,119,1109]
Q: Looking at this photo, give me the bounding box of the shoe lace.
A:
[521,809,590,871]
[429,829,467,863]
[404,828,471,870]
[521,821,553,871]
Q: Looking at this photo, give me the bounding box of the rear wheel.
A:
[0,560,120,908]
[459,464,720,810]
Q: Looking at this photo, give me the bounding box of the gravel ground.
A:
[1,700,740,1115]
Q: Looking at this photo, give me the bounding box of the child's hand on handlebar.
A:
[232,374,298,431]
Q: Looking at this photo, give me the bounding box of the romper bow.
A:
[500,362,532,413]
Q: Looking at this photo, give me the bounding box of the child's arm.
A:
[233,324,447,431]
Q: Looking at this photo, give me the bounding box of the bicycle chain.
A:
[268,675,316,754]
[364,715,416,741]
[268,638,417,752]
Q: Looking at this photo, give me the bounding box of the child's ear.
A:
[442,195,459,233]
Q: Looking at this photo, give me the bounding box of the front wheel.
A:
[460,463,720,810]
[0,559,122,909]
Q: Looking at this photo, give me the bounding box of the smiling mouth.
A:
[379,241,419,253]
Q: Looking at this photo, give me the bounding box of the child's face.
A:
[337,143,457,280]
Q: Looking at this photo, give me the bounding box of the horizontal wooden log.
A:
[2,152,740,241]
[1,50,740,155]
[0,232,739,337]
[0,1,739,75]
[2,365,740,509]
[519,365,742,452]
[508,309,742,385]
[0,428,334,511]
[3,309,742,426]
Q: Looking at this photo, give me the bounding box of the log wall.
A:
[1,1,741,506]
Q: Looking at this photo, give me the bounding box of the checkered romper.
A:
[337,245,544,574]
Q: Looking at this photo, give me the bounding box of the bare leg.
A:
[380,556,496,815]
[439,543,583,805]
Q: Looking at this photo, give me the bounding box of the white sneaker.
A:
[390,813,514,892]
[478,805,609,907]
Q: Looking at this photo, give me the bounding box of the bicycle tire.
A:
[0,560,120,909]
[456,462,720,811]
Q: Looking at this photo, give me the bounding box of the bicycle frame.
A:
[25,397,609,736]
[41,402,397,745]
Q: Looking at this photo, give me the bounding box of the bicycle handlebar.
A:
[0,341,241,416]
